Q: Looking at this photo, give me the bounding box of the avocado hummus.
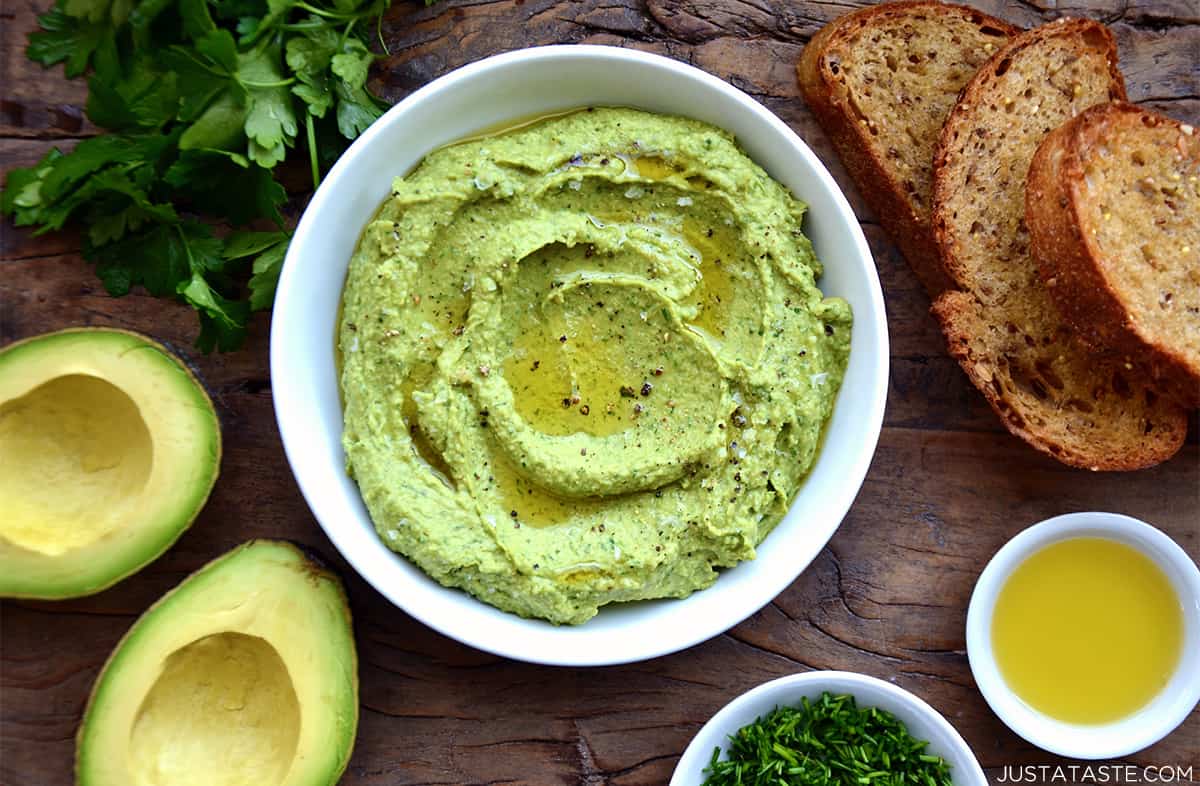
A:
[339,107,851,625]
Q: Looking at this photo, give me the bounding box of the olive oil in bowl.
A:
[990,537,1184,724]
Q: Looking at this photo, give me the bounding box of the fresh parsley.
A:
[2,0,398,351]
[702,692,955,786]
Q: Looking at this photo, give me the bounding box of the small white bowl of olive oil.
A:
[967,511,1200,759]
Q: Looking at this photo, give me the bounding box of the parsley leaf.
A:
[331,39,372,89]
[223,229,288,258]
[335,80,383,139]
[183,274,251,352]
[87,222,196,298]
[14,133,178,237]
[224,230,290,311]
[3,0,403,351]
[36,135,157,200]
[163,150,286,226]
[178,89,247,152]
[240,42,297,166]
[247,242,287,311]
[77,169,179,245]
[0,149,64,226]
[25,8,113,77]
[286,22,338,117]
[163,29,240,120]
[179,0,219,39]
[85,55,179,131]
[63,0,131,24]
[198,28,240,71]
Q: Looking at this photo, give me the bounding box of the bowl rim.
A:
[669,670,987,786]
[965,511,1200,759]
[271,43,888,665]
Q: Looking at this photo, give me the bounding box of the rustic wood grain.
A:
[2,1,1198,784]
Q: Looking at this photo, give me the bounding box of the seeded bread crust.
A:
[797,1,1018,296]
[1027,102,1200,408]
[930,18,1187,470]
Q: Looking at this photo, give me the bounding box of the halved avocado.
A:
[0,328,220,598]
[77,540,359,786]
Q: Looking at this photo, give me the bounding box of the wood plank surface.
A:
[2,1,1198,784]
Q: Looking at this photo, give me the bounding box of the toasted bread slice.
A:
[1027,102,1200,408]
[930,19,1187,470]
[797,1,1018,295]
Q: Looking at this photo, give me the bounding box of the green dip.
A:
[339,107,850,624]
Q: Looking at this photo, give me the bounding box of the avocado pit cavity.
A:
[0,374,153,556]
[130,633,301,786]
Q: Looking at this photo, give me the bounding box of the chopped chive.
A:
[701,692,954,786]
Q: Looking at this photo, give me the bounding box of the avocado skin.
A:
[0,327,222,599]
[75,540,359,786]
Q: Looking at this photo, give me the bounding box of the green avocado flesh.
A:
[0,328,221,599]
[76,540,359,786]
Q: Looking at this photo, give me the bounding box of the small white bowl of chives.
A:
[670,671,985,786]
[967,511,1200,759]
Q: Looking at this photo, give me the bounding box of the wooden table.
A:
[2,1,1198,783]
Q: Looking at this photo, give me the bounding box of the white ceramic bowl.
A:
[671,671,986,786]
[967,512,1200,759]
[271,45,888,666]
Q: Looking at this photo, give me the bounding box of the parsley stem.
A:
[306,111,320,191]
[239,77,297,88]
[294,2,361,20]
[280,21,328,31]
[175,224,197,273]
[376,12,390,56]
